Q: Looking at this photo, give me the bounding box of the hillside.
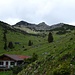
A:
[0,21,75,75]
[0,21,47,55]
[18,31,75,75]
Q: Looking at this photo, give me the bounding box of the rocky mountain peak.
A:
[38,22,48,26]
[15,20,29,25]
[13,21,75,31]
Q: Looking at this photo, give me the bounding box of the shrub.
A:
[11,66,22,74]
[56,30,67,35]
[53,63,70,75]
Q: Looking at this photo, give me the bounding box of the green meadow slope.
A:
[0,21,75,75]
[0,21,48,55]
[18,31,75,75]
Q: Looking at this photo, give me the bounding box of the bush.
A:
[31,53,38,62]
[24,53,38,63]
[11,66,22,74]
[56,30,68,35]
[53,63,70,75]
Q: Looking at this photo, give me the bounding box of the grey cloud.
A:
[0,0,75,25]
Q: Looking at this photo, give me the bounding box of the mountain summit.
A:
[13,21,75,31]
[13,21,50,30]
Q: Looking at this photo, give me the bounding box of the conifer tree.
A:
[8,42,14,49]
[3,28,7,50]
[48,32,53,43]
[28,40,32,46]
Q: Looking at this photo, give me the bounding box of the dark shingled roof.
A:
[2,54,30,61]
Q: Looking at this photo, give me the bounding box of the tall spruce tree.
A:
[8,42,14,49]
[48,32,53,43]
[28,40,32,46]
[3,28,7,50]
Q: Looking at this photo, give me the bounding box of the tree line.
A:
[3,28,14,50]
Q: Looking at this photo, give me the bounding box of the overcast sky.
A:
[0,0,75,25]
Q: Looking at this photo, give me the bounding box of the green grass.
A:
[1,23,75,75]
[0,71,12,75]
[0,26,47,55]
[18,31,75,75]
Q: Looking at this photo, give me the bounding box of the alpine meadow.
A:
[0,20,75,75]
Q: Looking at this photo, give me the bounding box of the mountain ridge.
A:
[13,20,75,31]
[0,20,75,31]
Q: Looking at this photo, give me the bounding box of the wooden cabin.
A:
[0,54,30,69]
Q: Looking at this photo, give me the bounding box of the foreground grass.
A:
[0,71,13,75]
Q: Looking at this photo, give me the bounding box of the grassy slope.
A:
[0,25,48,56]
[18,31,75,75]
[14,26,39,34]
[0,71,12,75]
[1,23,75,75]
[3,31,65,57]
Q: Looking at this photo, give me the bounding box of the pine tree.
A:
[28,40,32,46]
[8,42,14,49]
[3,28,7,50]
[48,32,53,43]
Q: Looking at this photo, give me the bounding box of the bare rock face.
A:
[13,21,75,31]
[36,22,50,30]
[13,21,50,30]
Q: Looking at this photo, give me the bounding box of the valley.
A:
[0,21,75,75]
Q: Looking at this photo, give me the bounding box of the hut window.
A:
[0,62,3,65]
